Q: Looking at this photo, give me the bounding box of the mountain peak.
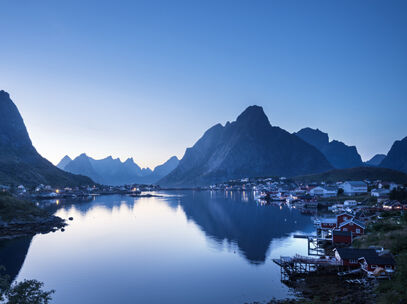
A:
[236,105,270,127]
[56,155,72,170]
[0,90,10,98]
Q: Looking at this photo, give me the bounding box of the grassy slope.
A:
[0,192,48,222]
[353,211,407,303]
[294,166,407,184]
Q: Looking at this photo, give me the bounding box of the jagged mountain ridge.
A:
[60,154,179,185]
[295,127,363,169]
[0,90,93,186]
[159,106,333,187]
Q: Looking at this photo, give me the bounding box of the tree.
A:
[0,267,54,304]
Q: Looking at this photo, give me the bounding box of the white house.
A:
[344,200,358,206]
[371,188,390,197]
[340,181,368,196]
[309,186,337,197]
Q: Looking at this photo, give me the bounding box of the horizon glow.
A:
[1,0,406,168]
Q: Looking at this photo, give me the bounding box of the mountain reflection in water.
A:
[1,191,315,304]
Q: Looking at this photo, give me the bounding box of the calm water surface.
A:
[1,191,315,304]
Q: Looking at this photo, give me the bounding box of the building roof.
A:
[321,218,337,224]
[333,230,352,237]
[336,212,354,218]
[363,255,395,266]
[339,218,366,229]
[345,181,367,187]
[336,248,377,260]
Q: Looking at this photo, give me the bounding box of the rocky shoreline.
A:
[0,215,67,240]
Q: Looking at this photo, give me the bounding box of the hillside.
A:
[294,167,407,184]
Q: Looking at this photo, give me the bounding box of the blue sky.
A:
[0,0,406,168]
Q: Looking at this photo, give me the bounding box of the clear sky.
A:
[0,0,406,168]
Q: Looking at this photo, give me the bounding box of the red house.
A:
[359,255,396,272]
[319,218,337,230]
[332,230,352,245]
[336,212,354,227]
[338,218,365,236]
[335,248,377,268]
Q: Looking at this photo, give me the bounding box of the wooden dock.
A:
[273,254,342,281]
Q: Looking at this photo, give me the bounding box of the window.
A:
[356,229,361,234]
[371,265,377,269]
[349,259,358,264]
[343,228,348,231]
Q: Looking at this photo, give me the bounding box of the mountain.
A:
[295,128,363,169]
[159,106,333,187]
[61,154,178,185]
[294,167,407,184]
[56,155,72,170]
[380,137,407,174]
[0,90,93,187]
[152,156,179,177]
[365,154,386,167]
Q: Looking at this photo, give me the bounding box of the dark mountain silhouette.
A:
[0,90,93,186]
[159,106,332,187]
[380,136,407,174]
[365,154,386,167]
[61,154,179,185]
[0,236,33,282]
[295,127,363,169]
[56,155,72,170]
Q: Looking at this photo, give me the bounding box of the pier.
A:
[273,254,342,281]
[293,234,331,256]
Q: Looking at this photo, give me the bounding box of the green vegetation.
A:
[0,266,54,304]
[353,211,407,303]
[0,192,47,222]
[390,188,407,201]
[294,167,407,184]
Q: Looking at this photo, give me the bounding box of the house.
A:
[319,218,338,230]
[332,230,352,245]
[359,255,396,272]
[340,181,368,196]
[383,200,403,210]
[309,186,337,197]
[371,188,390,197]
[336,212,354,227]
[343,200,358,207]
[338,218,365,236]
[335,248,377,268]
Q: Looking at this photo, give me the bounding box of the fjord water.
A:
[3,191,314,304]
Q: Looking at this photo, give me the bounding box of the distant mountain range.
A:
[58,154,179,186]
[294,128,363,169]
[159,106,333,187]
[365,154,386,167]
[0,90,93,187]
[2,89,406,187]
